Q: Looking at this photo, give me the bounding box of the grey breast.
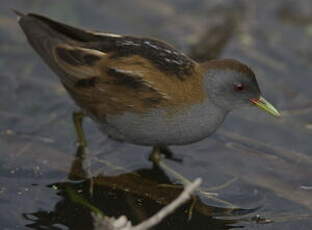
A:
[97,100,228,146]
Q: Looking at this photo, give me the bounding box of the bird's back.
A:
[17,13,208,119]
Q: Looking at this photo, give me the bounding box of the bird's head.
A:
[202,59,280,117]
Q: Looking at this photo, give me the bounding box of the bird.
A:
[15,11,280,160]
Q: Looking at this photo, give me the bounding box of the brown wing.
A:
[53,44,205,119]
[53,44,166,118]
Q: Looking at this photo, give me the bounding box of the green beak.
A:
[249,96,280,117]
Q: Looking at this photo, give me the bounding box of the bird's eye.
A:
[234,83,245,91]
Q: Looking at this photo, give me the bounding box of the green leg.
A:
[73,111,87,147]
[70,111,88,180]
[72,112,95,195]
[68,145,88,181]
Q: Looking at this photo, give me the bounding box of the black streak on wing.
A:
[84,54,101,65]
[75,77,98,88]
[107,68,165,105]
[55,47,101,66]
[106,68,150,90]
[95,37,194,80]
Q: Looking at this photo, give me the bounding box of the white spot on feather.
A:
[121,40,140,46]
[113,68,144,77]
[90,31,122,38]
[164,49,172,54]
[144,40,160,50]
[75,47,107,57]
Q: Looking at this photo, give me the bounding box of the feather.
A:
[17,13,206,118]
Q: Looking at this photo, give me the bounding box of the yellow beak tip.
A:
[250,96,280,118]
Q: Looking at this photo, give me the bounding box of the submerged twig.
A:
[93,178,202,230]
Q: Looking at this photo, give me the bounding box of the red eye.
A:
[234,83,245,91]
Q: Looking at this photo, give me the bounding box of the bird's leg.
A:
[71,111,87,181]
[159,145,176,160]
[68,145,88,181]
[72,111,94,195]
[73,111,87,147]
[149,146,163,164]
[149,145,182,163]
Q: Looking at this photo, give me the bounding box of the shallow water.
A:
[1,0,312,229]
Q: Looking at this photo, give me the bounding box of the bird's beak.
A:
[249,96,280,117]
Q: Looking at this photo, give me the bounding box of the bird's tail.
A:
[14,10,101,86]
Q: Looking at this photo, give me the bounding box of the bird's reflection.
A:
[22,145,258,230]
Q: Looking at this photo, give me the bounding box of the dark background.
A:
[0,0,312,229]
